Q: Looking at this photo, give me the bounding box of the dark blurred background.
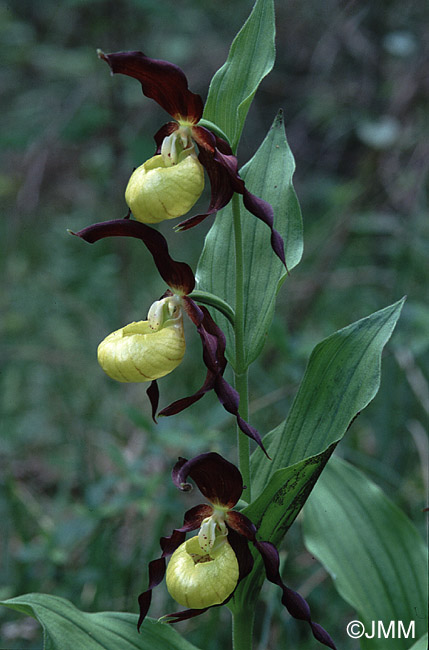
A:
[1,0,428,648]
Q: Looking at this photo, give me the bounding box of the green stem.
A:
[188,290,235,327]
[232,192,251,502]
[232,606,254,650]
[198,118,232,146]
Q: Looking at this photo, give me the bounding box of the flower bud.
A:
[97,297,185,382]
[166,535,239,609]
[125,153,204,224]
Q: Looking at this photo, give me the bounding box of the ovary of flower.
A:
[97,296,185,382]
[125,144,204,224]
[166,535,239,609]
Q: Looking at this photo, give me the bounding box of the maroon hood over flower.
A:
[98,50,286,267]
[137,452,337,650]
[73,219,267,456]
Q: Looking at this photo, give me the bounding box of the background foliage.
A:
[1,0,427,648]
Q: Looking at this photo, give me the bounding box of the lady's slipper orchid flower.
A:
[73,218,266,455]
[137,452,337,650]
[125,149,205,224]
[97,294,186,382]
[97,49,286,266]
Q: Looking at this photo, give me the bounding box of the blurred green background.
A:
[1,0,427,648]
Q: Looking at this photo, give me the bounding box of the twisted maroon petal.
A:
[213,145,286,267]
[226,527,254,583]
[157,371,215,415]
[177,128,234,230]
[154,122,179,151]
[146,380,159,423]
[137,557,167,631]
[179,129,286,267]
[242,188,286,267]
[157,300,221,415]
[254,540,337,650]
[226,510,258,540]
[160,300,267,454]
[137,504,210,630]
[99,50,203,123]
[163,606,210,623]
[171,452,244,508]
[174,503,214,535]
[193,303,227,375]
[214,375,269,457]
[72,219,195,294]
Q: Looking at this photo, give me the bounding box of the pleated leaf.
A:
[0,593,201,650]
[408,634,428,650]
[203,0,275,150]
[196,111,302,368]
[303,457,428,650]
[250,297,405,497]
[230,299,404,612]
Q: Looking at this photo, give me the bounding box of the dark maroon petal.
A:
[99,50,203,123]
[171,452,244,508]
[181,302,226,395]
[146,380,159,423]
[138,529,186,630]
[242,189,286,268]
[72,219,195,294]
[159,529,187,556]
[213,147,286,267]
[181,128,286,267]
[137,557,166,630]
[177,129,234,231]
[227,527,254,584]
[158,343,216,417]
[214,376,269,458]
[182,296,204,326]
[163,607,209,623]
[137,506,208,630]
[193,305,266,455]
[226,510,257,540]
[254,540,337,650]
[160,301,267,455]
[191,124,217,152]
[195,305,227,374]
[157,300,221,416]
[154,122,179,152]
[180,503,214,530]
[185,301,227,372]
[161,506,208,553]
[157,374,215,416]
[175,212,213,231]
[171,457,189,489]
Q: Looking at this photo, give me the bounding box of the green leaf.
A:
[303,457,428,650]
[250,297,405,497]
[203,0,275,151]
[230,299,404,612]
[0,593,201,650]
[231,446,337,613]
[197,111,303,367]
[408,634,429,650]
